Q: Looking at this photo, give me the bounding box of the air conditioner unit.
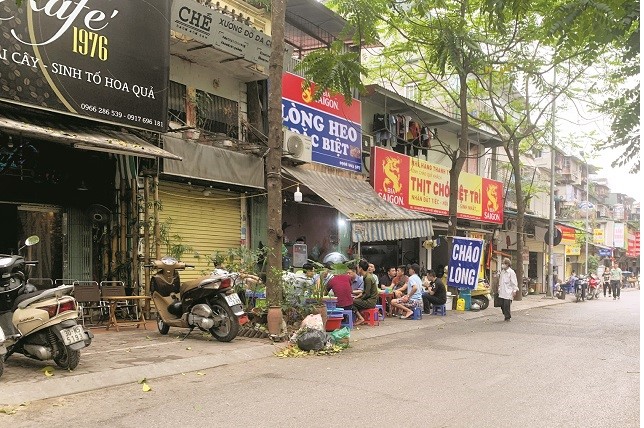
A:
[504,219,516,231]
[283,130,312,163]
[556,195,565,201]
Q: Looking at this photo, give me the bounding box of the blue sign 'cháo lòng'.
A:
[447,237,484,290]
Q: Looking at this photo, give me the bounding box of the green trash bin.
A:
[459,288,471,310]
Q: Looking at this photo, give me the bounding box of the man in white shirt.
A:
[498,257,519,321]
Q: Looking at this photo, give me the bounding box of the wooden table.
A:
[103,295,151,332]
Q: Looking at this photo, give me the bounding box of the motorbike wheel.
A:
[522,287,529,297]
[472,297,489,310]
[0,360,3,378]
[209,300,240,343]
[157,314,170,335]
[53,343,80,370]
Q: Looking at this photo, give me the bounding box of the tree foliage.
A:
[546,0,640,172]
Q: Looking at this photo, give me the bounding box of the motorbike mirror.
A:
[25,235,40,247]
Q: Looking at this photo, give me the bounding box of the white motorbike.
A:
[0,236,93,370]
[0,326,5,378]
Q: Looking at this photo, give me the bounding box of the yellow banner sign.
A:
[565,245,581,256]
[593,229,604,244]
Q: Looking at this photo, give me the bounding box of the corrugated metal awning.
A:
[283,166,433,242]
[0,105,181,160]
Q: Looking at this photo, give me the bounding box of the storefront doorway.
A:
[0,203,64,281]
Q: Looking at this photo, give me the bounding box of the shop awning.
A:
[0,105,181,160]
[163,137,264,189]
[283,166,433,242]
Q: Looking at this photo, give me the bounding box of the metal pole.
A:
[547,68,556,298]
[584,155,589,275]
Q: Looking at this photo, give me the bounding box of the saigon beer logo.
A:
[382,156,403,195]
[301,84,313,103]
[483,181,502,222]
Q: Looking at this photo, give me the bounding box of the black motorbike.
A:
[574,277,588,302]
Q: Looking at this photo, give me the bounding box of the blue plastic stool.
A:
[375,304,385,321]
[432,304,447,316]
[340,309,354,329]
[411,306,423,320]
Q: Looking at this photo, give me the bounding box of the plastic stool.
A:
[411,306,423,320]
[360,308,380,326]
[432,304,447,316]
[340,309,354,329]
[375,304,385,321]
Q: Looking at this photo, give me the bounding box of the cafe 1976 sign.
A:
[0,0,170,132]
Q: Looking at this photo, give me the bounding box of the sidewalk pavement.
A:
[0,292,601,406]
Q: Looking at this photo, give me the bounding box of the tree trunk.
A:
[446,70,469,298]
[510,141,525,301]
[265,0,286,308]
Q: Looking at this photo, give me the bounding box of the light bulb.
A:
[294,186,302,202]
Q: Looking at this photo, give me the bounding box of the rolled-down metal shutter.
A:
[158,182,241,282]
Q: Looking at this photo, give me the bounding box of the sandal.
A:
[400,312,413,319]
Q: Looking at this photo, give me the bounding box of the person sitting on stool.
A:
[422,270,447,314]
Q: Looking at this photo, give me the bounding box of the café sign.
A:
[0,0,170,132]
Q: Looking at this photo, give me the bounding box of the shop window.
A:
[168,81,187,125]
[196,90,239,138]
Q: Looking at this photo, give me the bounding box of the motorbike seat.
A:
[180,276,221,295]
[12,289,46,312]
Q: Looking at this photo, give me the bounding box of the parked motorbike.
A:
[0,326,5,378]
[586,274,600,300]
[470,278,491,310]
[0,236,93,370]
[574,277,588,302]
[521,277,535,297]
[554,282,566,300]
[147,256,246,342]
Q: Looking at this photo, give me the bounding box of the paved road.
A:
[1,292,639,427]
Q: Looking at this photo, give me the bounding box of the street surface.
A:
[1,291,639,427]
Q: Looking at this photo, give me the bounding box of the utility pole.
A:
[581,150,589,274]
[546,68,556,298]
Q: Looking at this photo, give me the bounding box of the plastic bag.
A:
[329,327,350,341]
[300,314,324,331]
[296,328,327,351]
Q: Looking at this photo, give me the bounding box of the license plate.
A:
[224,293,242,306]
[61,325,84,346]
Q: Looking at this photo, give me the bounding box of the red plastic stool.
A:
[360,308,380,326]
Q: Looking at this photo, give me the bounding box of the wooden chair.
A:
[100,281,139,320]
[72,281,104,326]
